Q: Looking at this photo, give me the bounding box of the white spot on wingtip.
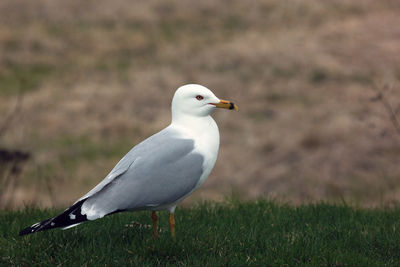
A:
[51,222,55,226]
[69,213,76,220]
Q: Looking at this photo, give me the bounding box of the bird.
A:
[19,84,238,238]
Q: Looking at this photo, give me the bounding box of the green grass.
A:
[1,201,400,266]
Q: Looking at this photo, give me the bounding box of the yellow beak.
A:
[213,99,239,111]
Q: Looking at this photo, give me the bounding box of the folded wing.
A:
[80,128,204,220]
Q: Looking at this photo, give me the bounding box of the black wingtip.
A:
[19,226,36,236]
[19,218,52,236]
[18,199,88,236]
[19,227,33,236]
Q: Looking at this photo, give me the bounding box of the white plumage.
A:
[19,84,238,237]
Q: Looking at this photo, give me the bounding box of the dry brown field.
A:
[1,0,400,208]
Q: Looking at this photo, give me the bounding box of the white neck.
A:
[172,112,210,126]
[169,110,221,201]
[170,112,220,156]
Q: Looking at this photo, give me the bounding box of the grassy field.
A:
[2,200,400,266]
[2,2,399,265]
[1,0,400,209]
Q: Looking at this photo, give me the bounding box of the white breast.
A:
[171,115,220,190]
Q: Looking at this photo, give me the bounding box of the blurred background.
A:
[1,0,400,209]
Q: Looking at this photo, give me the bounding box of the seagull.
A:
[19,84,238,238]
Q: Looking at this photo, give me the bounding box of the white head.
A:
[171,84,238,122]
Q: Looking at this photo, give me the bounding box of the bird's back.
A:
[80,127,205,219]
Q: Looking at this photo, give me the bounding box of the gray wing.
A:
[80,127,204,220]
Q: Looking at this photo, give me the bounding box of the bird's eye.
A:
[196,95,204,101]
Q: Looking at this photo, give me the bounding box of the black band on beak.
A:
[214,99,238,111]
